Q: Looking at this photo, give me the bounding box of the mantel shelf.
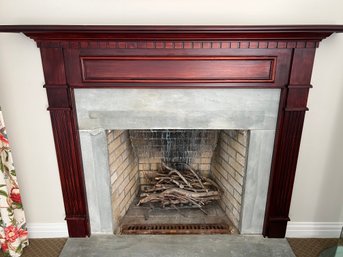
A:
[0,25,343,40]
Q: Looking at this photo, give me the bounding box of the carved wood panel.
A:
[80,56,276,83]
[65,48,291,88]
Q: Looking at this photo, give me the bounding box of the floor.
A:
[120,199,236,233]
[59,235,295,257]
[287,238,342,257]
[0,238,67,257]
[0,237,341,256]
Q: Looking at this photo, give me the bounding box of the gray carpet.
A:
[59,235,295,257]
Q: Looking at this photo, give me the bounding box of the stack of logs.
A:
[138,162,221,214]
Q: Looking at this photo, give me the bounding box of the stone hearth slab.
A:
[59,235,295,257]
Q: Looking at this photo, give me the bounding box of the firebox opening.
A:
[106,129,249,235]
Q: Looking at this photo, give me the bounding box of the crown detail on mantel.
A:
[1,25,343,39]
[37,40,320,49]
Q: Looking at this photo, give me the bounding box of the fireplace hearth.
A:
[1,25,342,238]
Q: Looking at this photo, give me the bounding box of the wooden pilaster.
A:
[40,47,90,237]
[263,48,316,237]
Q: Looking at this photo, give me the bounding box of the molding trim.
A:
[38,40,320,49]
[286,222,343,238]
[0,24,342,42]
[27,223,68,238]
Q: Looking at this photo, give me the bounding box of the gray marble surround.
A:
[75,89,280,235]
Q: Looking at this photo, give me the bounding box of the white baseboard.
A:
[27,223,68,238]
[286,222,343,238]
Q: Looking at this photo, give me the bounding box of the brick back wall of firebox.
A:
[129,130,218,185]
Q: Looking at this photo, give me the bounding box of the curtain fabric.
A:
[0,109,28,257]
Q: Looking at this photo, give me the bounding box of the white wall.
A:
[0,0,342,237]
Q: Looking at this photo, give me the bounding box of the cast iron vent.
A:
[121,223,231,235]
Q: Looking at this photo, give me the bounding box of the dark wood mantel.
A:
[1,24,343,38]
[1,25,342,238]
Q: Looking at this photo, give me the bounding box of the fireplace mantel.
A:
[1,25,342,238]
[1,24,343,39]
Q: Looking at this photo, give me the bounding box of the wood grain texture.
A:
[49,110,90,237]
[81,56,276,83]
[40,48,67,85]
[266,110,306,237]
[263,48,316,238]
[65,48,291,88]
[40,48,90,237]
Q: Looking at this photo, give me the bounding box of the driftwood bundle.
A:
[138,162,221,214]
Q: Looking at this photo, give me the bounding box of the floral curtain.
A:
[0,109,28,257]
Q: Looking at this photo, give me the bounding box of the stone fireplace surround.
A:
[76,89,279,234]
[1,24,342,238]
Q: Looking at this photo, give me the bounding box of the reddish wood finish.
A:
[1,25,343,40]
[40,47,90,237]
[68,48,291,88]
[263,48,316,237]
[81,56,276,83]
[0,25,342,238]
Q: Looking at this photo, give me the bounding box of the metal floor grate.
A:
[121,223,231,235]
